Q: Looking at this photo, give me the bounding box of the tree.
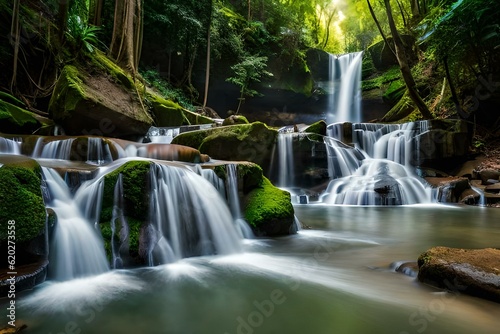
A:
[110,0,144,74]
[383,0,432,119]
[226,54,273,114]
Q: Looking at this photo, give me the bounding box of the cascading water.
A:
[326,52,363,124]
[321,121,436,205]
[42,167,109,280]
[147,163,242,265]
[34,138,75,159]
[87,137,113,165]
[110,174,128,268]
[0,137,21,154]
[225,164,254,238]
[277,133,295,187]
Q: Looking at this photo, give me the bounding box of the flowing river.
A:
[4,204,500,334]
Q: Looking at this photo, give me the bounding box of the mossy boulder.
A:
[243,177,295,236]
[100,161,151,264]
[303,120,327,136]
[418,247,500,303]
[0,99,42,134]
[171,122,278,167]
[49,61,154,139]
[0,156,47,271]
[147,93,213,127]
[222,115,250,126]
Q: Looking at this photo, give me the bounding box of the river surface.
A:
[4,204,500,334]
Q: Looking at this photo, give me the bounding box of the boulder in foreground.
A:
[418,247,500,303]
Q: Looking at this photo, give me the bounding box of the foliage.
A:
[66,7,101,53]
[140,68,195,111]
[226,54,273,113]
[362,66,402,91]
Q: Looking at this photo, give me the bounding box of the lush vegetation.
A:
[0,0,498,131]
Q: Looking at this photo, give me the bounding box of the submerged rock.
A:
[418,247,500,303]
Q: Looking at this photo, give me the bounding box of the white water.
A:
[87,137,113,165]
[277,133,295,187]
[42,167,109,280]
[225,164,255,239]
[326,52,363,124]
[321,122,436,205]
[110,174,128,268]
[147,163,242,265]
[0,137,21,154]
[34,138,75,159]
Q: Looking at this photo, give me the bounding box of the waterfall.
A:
[322,121,436,205]
[277,133,295,187]
[0,137,21,154]
[226,164,254,239]
[34,138,75,160]
[324,136,365,179]
[326,52,363,124]
[42,167,109,280]
[147,163,242,265]
[226,164,241,218]
[86,137,113,165]
[110,174,128,268]
[321,159,433,205]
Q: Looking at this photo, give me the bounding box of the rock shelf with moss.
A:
[418,246,500,303]
[172,122,277,167]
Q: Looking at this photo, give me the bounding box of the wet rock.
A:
[425,177,470,203]
[418,247,500,303]
[476,169,500,184]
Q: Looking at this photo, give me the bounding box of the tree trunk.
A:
[58,0,68,43]
[203,1,213,109]
[366,0,396,59]
[91,0,104,26]
[443,56,469,119]
[10,0,20,92]
[384,0,432,119]
[110,0,138,74]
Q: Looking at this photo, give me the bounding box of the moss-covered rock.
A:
[0,156,47,278]
[0,99,42,134]
[303,120,327,136]
[243,177,295,236]
[49,62,154,139]
[147,93,213,127]
[0,156,46,243]
[172,122,277,167]
[100,161,151,263]
[418,247,500,303]
[222,115,250,126]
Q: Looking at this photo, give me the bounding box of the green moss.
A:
[304,120,327,136]
[237,163,263,193]
[0,162,46,243]
[244,177,294,228]
[0,99,41,134]
[0,92,25,108]
[92,50,135,90]
[362,66,402,91]
[101,161,151,223]
[48,65,87,119]
[222,115,250,125]
[148,93,213,126]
